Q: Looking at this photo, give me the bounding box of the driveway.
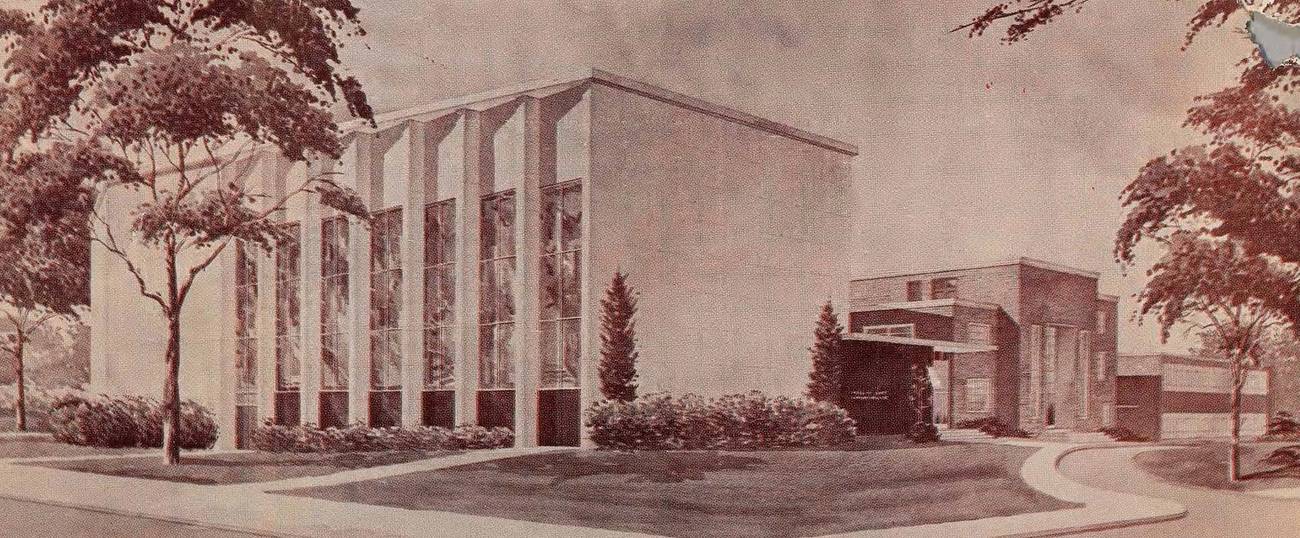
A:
[1057,445,1300,536]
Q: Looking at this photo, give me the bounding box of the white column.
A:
[457,111,482,426]
[513,97,542,447]
[349,134,377,425]
[401,121,429,427]
[215,244,239,449]
[299,158,325,426]
[256,155,284,423]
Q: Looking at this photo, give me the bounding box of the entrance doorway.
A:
[928,357,951,425]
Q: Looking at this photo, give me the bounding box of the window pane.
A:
[561,186,582,250]
[540,254,560,320]
[541,191,560,254]
[495,194,515,258]
[562,318,581,387]
[561,251,581,318]
[236,338,257,391]
[478,325,495,388]
[424,327,455,388]
[276,335,301,390]
[495,323,515,387]
[539,320,559,386]
[495,260,515,322]
[479,261,495,323]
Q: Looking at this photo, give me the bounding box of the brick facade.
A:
[849,258,1119,433]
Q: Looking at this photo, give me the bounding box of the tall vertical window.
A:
[423,200,456,428]
[424,201,457,388]
[274,224,302,425]
[319,216,350,428]
[539,181,582,388]
[234,240,258,448]
[369,208,403,427]
[479,192,516,389]
[1096,309,1107,334]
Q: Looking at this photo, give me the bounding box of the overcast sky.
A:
[338,0,1255,355]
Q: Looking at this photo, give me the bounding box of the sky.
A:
[336,0,1256,355]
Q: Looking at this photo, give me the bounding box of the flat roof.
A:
[852,256,1102,282]
[853,298,1002,313]
[844,332,997,354]
[344,68,859,156]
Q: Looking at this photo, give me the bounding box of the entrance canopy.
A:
[843,332,995,354]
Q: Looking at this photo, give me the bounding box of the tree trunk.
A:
[161,311,182,465]
[13,330,24,432]
[1229,360,1244,482]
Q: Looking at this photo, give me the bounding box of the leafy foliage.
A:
[599,271,640,402]
[953,417,1031,438]
[806,301,844,405]
[585,391,857,450]
[0,1,374,462]
[48,393,217,449]
[905,363,939,443]
[251,423,515,453]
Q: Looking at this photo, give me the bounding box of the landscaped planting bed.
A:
[278,443,1073,536]
[30,449,460,485]
[1134,441,1300,492]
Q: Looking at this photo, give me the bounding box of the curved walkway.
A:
[1057,445,1300,537]
[835,440,1185,537]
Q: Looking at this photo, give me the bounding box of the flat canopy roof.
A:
[843,333,996,354]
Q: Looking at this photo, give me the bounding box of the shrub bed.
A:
[251,423,514,453]
[1262,411,1300,441]
[953,417,1031,438]
[1098,426,1147,442]
[0,384,89,432]
[585,391,857,450]
[48,394,218,449]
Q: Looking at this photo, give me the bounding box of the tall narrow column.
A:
[513,97,542,447]
[299,158,325,426]
[401,121,429,427]
[256,155,285,423]
[457,111,483,426]
[215,231,239,449]
[349,134,377,426]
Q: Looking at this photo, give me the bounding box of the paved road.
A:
[1057,445,1300,537]
[0,496,259,537]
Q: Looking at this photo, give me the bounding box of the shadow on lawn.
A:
[487,451,768,485]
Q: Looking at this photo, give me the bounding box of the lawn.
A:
[1135,441,1300,492]
[31,450,460,485]
[0,438,147,459]
[279,442,1074,537]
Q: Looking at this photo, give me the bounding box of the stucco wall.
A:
[586,82,856,398]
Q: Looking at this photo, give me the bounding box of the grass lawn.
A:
[1135,441,1300,492]
[0,438,148,459]
[279,441,1074,537]
[31,450,461,485]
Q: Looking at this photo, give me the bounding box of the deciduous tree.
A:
[0,171,89,430]
[0,1,372,464]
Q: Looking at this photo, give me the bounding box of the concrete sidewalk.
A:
[0,447,651,538]
[0,440,1193,538]
[826,440,1187,537]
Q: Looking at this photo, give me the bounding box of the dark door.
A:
[840,341,918,435]
[537,389,581,446]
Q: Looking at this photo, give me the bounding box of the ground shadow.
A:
[484,451,768,485]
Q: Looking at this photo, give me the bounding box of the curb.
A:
[0,484,293,538]
[0,432,51,441]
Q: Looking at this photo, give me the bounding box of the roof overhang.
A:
[843,332,996,354]
[853,298,1001,313]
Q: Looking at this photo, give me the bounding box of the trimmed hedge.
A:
[954,417,1031,438]
[0,384,88,432]
[251,422,515,452]
[585,391,857,450]
[48,394,218,449]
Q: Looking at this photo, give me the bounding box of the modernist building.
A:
[1117,353,1271,440]
[848,258,1120,433]
[88,69,858,449]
